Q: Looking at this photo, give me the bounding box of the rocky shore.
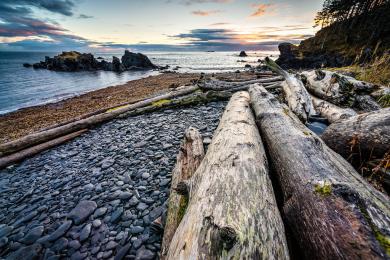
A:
[23,50,157,72]
[0,101,226,259]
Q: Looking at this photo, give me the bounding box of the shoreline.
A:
[0,71,259,145]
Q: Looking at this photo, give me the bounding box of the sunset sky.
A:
[0,0,323,52]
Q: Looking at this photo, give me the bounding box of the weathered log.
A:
[301,70,381,111]
[166,91,289,259]
[160,127,205,259]
[249,84,390,259]
[200,76,283,91]
[118,90,232,119]
[311,95,357,123]
[0,86,199,157]
[0,130,87,169]
[322,107,390,162]
[265,57,316,122]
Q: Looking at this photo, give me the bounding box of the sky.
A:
[0,0,324,52]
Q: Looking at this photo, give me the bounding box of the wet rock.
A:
[105,240,118,250]
[110,207,124,223]
[79,223,92,242]
[51,237,68,252]
[92,219,102,228]
[68,200,97,225]
[121,50,156,69]
[114,243,131,260]
[93,207,107,218]
[47,220,72,242]
[130,226,144,235]
[8,243,42,259]
[68,240,81,250]
[19,226,44,244]
[135,246,155,260]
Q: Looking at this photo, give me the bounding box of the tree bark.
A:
[160,127,205,259]
[0,86,199,157]
[0,129,88,169]
[166,91,290,259]
[265,57,316,123]
[311,95,357,123]
[322,108,390,161]
[249,85,390,260]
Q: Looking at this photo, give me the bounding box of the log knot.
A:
[174,181,190,196]
[219,226,237,251]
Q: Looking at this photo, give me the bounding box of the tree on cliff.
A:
[315,0,389,28]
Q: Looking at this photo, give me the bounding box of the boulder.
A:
[112,56,125,72]
[239,51,248,57]
[121,50,156,69]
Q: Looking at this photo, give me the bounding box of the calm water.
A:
[0,51,276,114]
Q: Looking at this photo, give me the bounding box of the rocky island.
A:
[23,50,157,72]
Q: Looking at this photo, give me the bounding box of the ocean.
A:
[0,51,276,115]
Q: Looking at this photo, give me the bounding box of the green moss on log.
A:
[314,181,332,196]
[177,195,189,222]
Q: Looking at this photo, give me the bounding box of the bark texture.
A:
[311,95,357,123]
[166,91,290,259]
[0,86,198,157]
[161,127,205,259]
[322,108,390,161]
[249,85,390,260]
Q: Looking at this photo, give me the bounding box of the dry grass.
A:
[329,53,390,87]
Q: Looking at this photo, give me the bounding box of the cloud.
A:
[250,3,274,17]
[78,14,94,19]
[169,0,232,6]
[0,0,75,17]
[191,10,223,16]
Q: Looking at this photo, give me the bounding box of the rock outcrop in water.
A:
[25,50,156,72]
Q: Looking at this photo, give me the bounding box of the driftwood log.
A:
[160,127,205,259]
[249,85,390,259]
[301,70,381,111]
[311,96,357,123]
[0,86,199,157]
[322,107,390,162]
[0,130,88,169]
[166,92,289,259]
[265,57,316,122]
[200,76,283,91]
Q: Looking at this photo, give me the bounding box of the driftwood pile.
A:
[160,60,389,259]
[1,58,389,258]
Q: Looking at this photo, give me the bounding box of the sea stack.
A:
[239,51,248,57]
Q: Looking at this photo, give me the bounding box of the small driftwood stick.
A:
[160,127,205,259]
[166,91,289,259]
[249,84,390,260]
[0,129,88,169]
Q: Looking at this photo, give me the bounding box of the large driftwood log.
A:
[200,76,283,91]
[249,85,390,259]
[0,86,199,157]
[166,92,289,259]
[265,57,316,123]
[322,108,390,162]
[301,70,381,111]
[0,130,88,169]
[311,95,357,123]
[160,127,205,259]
